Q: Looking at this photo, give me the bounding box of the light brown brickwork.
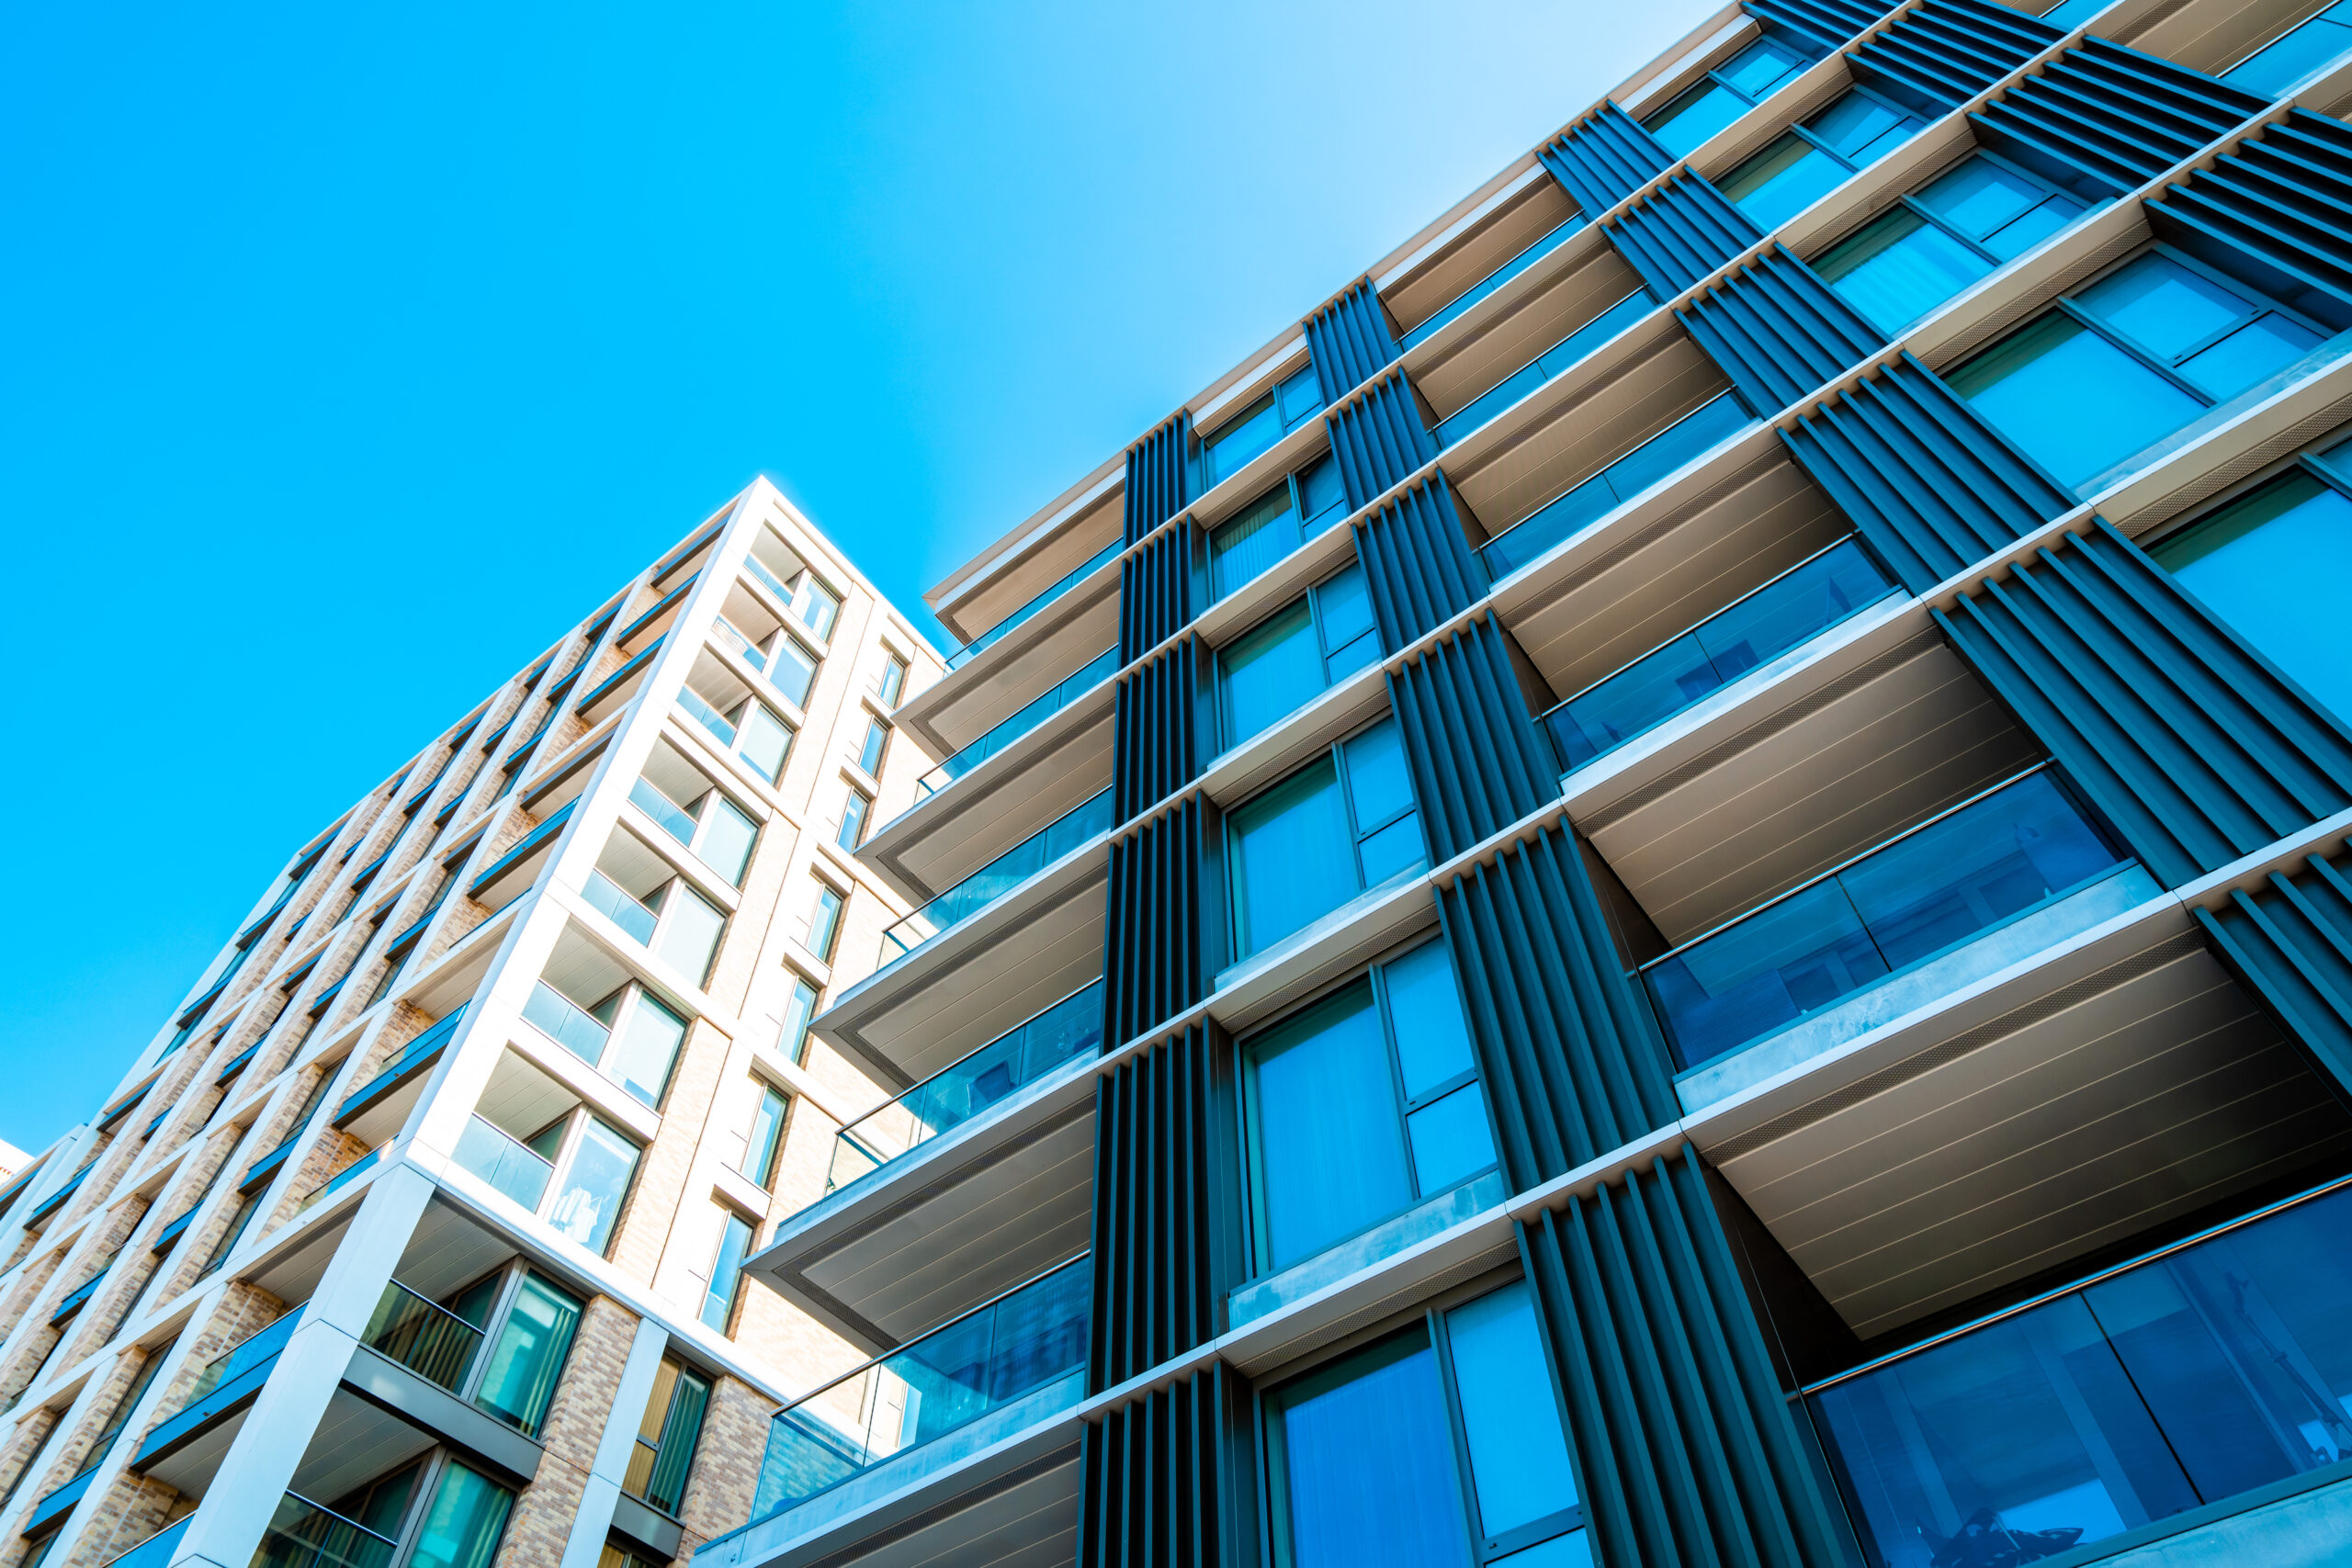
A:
[490,1294,639,1568]
[673,1373,771,1550]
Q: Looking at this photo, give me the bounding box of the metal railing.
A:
[251,1493,399,1568]
[879,790,1115,962]
[917,649,1119,798]
[826,981,1106,1196]
[361,1279,486,1393]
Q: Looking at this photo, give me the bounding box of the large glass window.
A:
[742,1082,788,1187]
[2147,439,2352,722]
[736,704,795,783]
[471,1272,582,1436]
[1718,88,1923,230]
[625,1358,712,1517]
[1198,364,1326,491]
[406,1461,514,1568]
[1227,718,1425,961]
[1266,1280,1584,1568]
[1209,453,1351,598]
[1243,942,1494,1273]
[2223,0,2352,96]
[807,879,845,961]
[1946,248,2329,489]
[546,1117,639,1255]
[1642,31,1819,157]
[1814,152,2090,333]
[1216,564,1382,750]
[777,975,820,1064]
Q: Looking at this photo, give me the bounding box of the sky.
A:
[0,0,1715,1156]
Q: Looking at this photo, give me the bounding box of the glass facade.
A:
[1216,563,1381,750]
[1643,31,1818,157]
[1227,717,1426,960]
[1209,454,1350,599]
[1814,153,2089,333]
[1719,89,1923,230]
[1198,364,1326,492]
[472,1273,582,1436]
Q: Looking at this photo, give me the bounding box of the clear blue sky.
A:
[0,0,1713,1156]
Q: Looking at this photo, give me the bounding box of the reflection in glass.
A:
[2150,471,2352,721]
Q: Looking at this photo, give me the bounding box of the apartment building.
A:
[705,1,2352,1565]
[0,482,945,1568]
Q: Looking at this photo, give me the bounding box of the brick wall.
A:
[673,1373,771,1555]
[490,1295,639,1568]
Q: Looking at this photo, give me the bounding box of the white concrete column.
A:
[166,1163,435,1568]
[554,1316,671,1568]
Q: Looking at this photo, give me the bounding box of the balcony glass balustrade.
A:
[1641,767,2131,1069]
[714,617,767,674]
[879,789,1116,962]
[750,1255,1091,1524]
[1809,1178,2352,1568]
[628,776,698,845]
[252,1493,399,1568]
[678,688,737,744]
[1541,538,1897,773]
[521,981,612,1063]
[1435,287,1656,447]
[825,981,1106,1196]
[1480,394,1756,576]
[917,649,1120,799]
[299,1145,386,1214]
[137,1310,300,1464]
[945,541,1124,671]
[583,871,660,945]
[1399,214,1591,351]
[361,1280,487,1392]
[102,1520,189,1568]
[455,1117,555,1213]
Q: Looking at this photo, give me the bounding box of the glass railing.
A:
[455,1117,554,1213]
[1641,767,2130,1069]
[918,649,1121,798]
[583,871,660,944]
[102,1518,189,1568]
[880,789,1117,961]
[714,617,768,674]
[750,1255,1091,1521]
[946,541,1124,671]
[1480,393,1756,577]
[1400,214,1592,351]
[679,688,738,744]
[1810,1177,2352,1568]
[362,1279,487,1392]
[1542,538,1897,773]
[826,981,1106,1195]
[187,1310,300,1407]
[251,1493,400,1568]
[629,776,698,845]
[744,554,794,602]
[300,1144,385,1214]
[521,980,611,1063]
[1436,287,1656,446]
[336,1006,468,1121]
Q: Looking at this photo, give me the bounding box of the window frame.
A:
[1212,564,1382,751]
[1206,455,1349,601]
[1235,938,1499,1280]
[2031,242,2332,407]
[429,1260,586,1436]
[1809,148,2089,321]
[1719,85,1924,218]
[1639,29,1817,154]
[1256,1270,1586,1568]
[1195,363,1327,492]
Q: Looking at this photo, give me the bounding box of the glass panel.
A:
[922,647,1120,792]
[745,1087,787,1185]
[454,1118,554,1212]
[1222,602,1326,748]
[1437,288,1657,446]
[703,1212,754,1331]
[789,574,841,641]
[1719,36,1811,96]
[1646,772,2124,1066]
[858,717,888,774]
[1356,813,1428,888]
[474,1274,582,1435]
[583,871,658,944]
[628,776,697,845]
[1230,760,1358,958]
[752,1256,1091,1518]
[1946,311,2207,487]
[1646,81,1747,159]
[363,1282,486,1392]
[1205,393,1285,487]
[644,1369,710,1514]
[2150,470,2352,720]
[523,981,611,1062]
[548,1120,637,1254]
[779,977,820,1065]
[768,637,819,707]
[405,1464,514,1568]
[698,797,758,886]
[1213,482,1304,598]
[1250,984,1414,1270]
[605,995,686,1108]
[1385,941,1476,1099]
[1815,207,1993,333]
[1920,156,2091,262]
[1445,1281,1578,1538]
[809,884,843,959]
[1343,719,1415,832]
[1722,135,1844,229]
[2073,254,2254,362]
[1481,395,1752,574]
[1299,453,1348,526]
[879,790,1117,955]
[1405,1085,1497,1193]
[1316,565,1374,654]
[2177,315,2323,400]
[1980,196,2085,262]
[1812,1293,2197,1568]
[1807,92,1914,164]
[1400,216,1589,351]
[837,790,870,850]
[1491,1538,1594,1568]
[738,706,793,782]
[1278,364,1325,424]
[253,1495,398,1568]
[2224,6,2352,96]
[1270,1331,1476,1568]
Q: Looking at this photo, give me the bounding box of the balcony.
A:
[360,1280,486,1393]
[1808,1178,2352,1568]
[825,981,1104,1199]
[916,648,1117,800]
[1480,393,1757,577]
[878,789,1114,964]
[1400,212,1589,352]
[135,1310,300,1471]
[520,979,611,1064]
[1435,287,1655,447]
[628,774,698,845]
[1645,766,2141,1077]
[1540,536,1897,773]
[100,1520,189,1568]
[583,870,660,944]
[946,540,1121,671]
[454,1116,554,1213]
[747,1256,1090,1532]
[252,1491,398,1568]
[334,1005,467,1134]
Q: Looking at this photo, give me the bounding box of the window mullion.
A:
[2053,299,2213,403]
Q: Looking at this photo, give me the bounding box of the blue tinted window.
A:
[1228,758,1356,957]
[1945,311,2206,487]
[2074,254,2254,360]
[2151,470,2352,721]
[1249,983,1414,1271]
[1718,36,1810,96]
[1446,1283,1579,1538]
[1722,135,1843,228]
[1807,92,1916,164]
[2224,1,2352,97]
[1647,82,1747,159]
[1914,155,2086,260]
[2178,316,2323,400]
[1271,1332,1475,1568]
[1816,207,1993,332]
[1221,601,1324,748]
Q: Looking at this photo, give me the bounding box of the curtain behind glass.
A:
[475,1275,582,1435]
[407,1464,514,1568]
[1249,985,1412,1270]
[1229,759,1356,956]
[1272,1334,1474,1568]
